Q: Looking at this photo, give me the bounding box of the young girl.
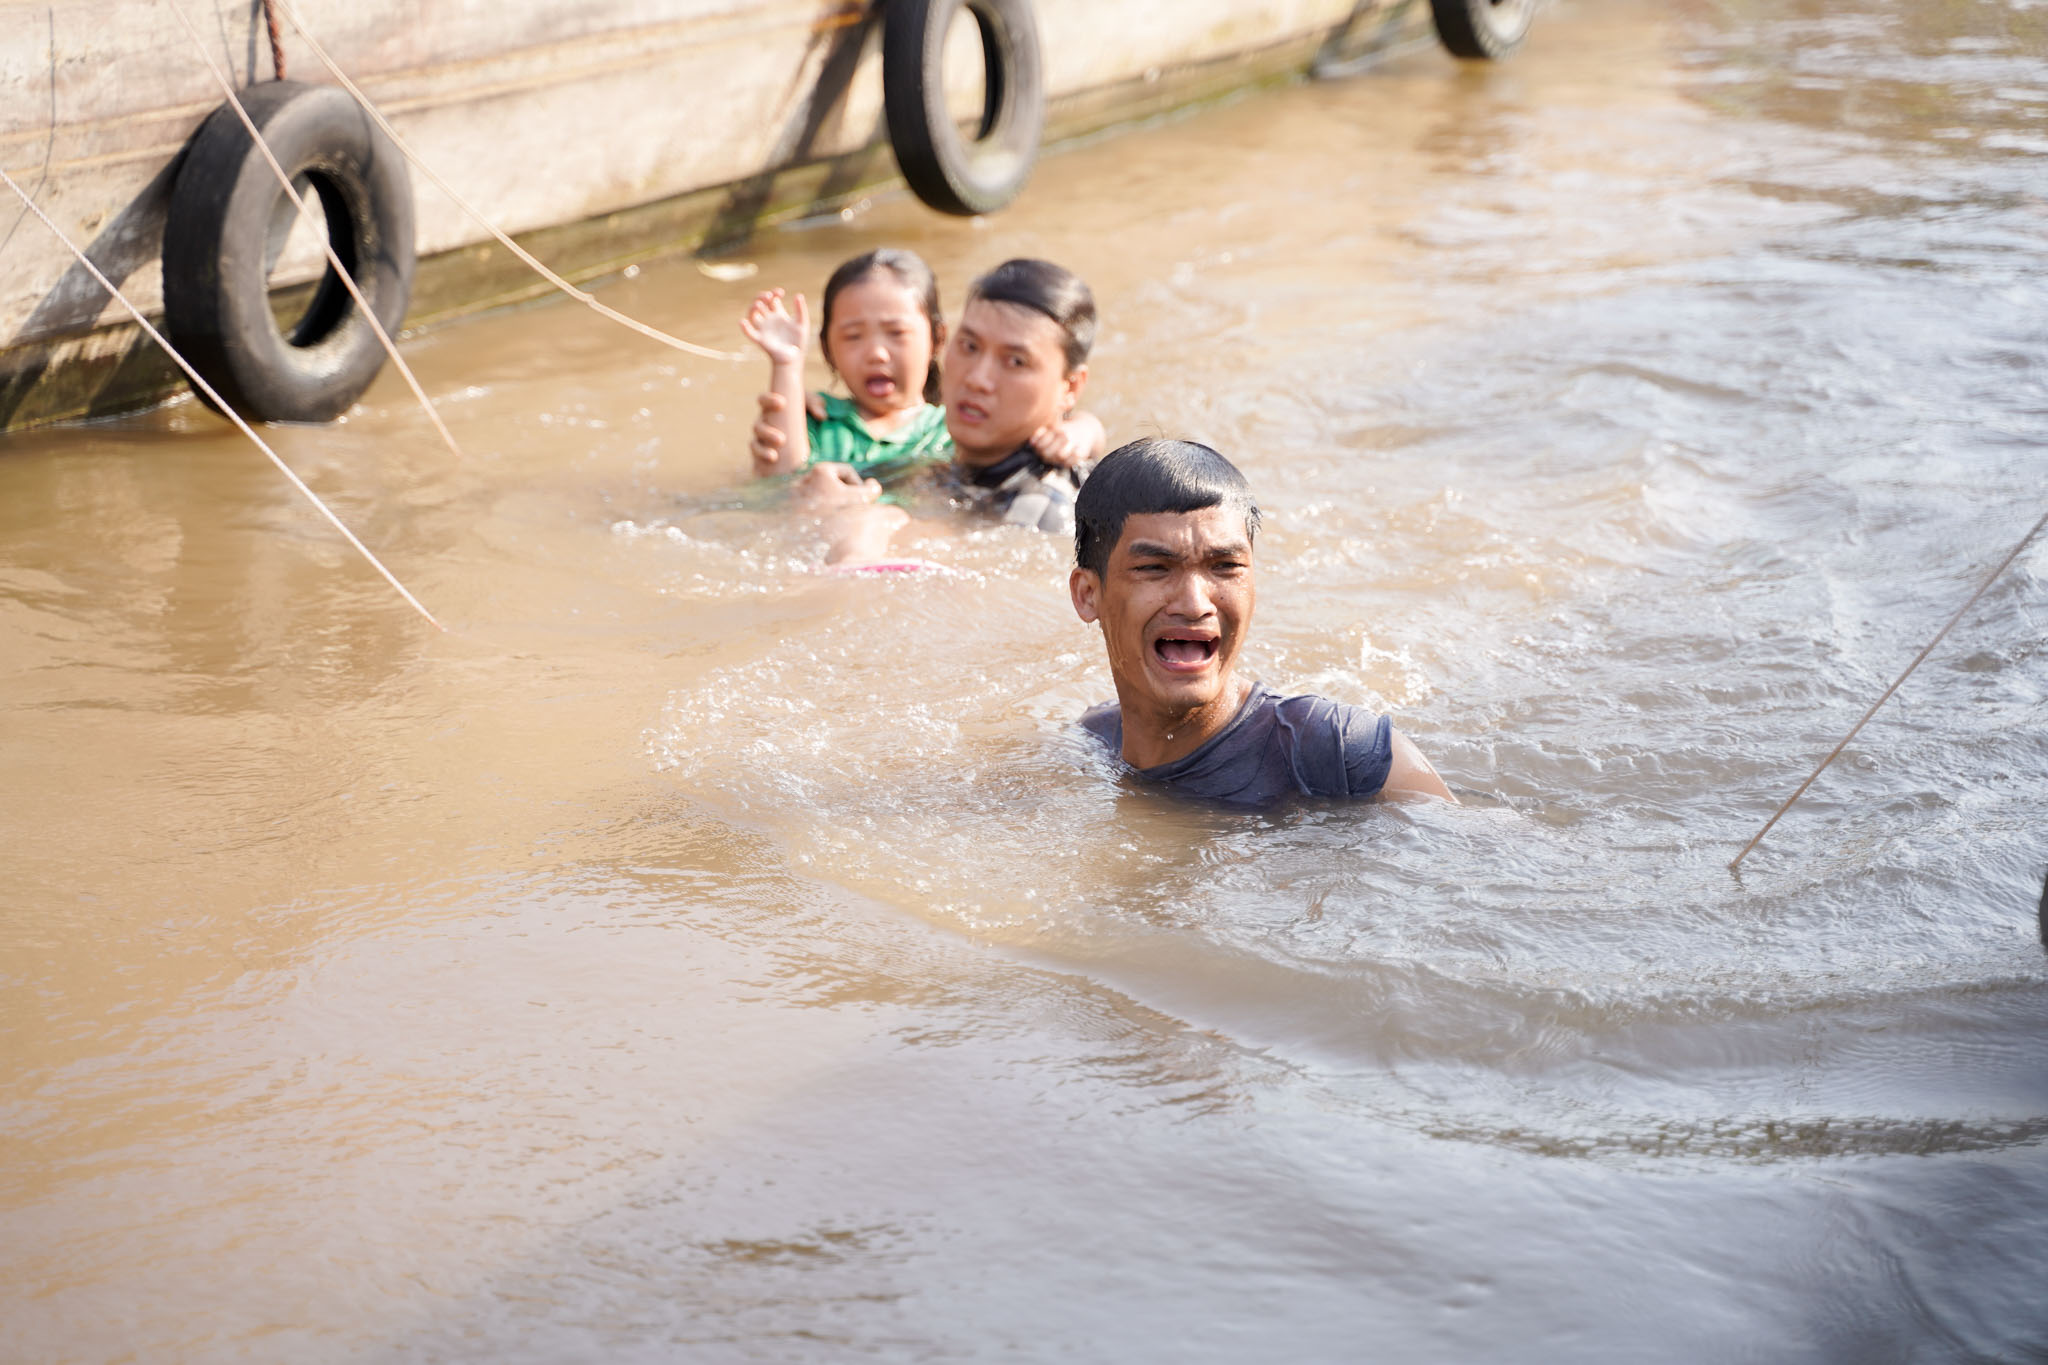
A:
[740,248,952,483]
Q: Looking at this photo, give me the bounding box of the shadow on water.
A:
[0,161,184,429]
[1311,0,1430,79]
[697,5,888,253]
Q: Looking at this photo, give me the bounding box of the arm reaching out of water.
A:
[749,391,795,472]
[1029,409,1108,469]
[739,288,810,476]
[790,462,909,566]
[1380,730,1457,804]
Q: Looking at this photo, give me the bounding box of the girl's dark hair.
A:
[1074,439,1261,578]
[818,248,945,404]
[967,258,1096,373]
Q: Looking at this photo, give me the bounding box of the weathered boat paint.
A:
[0,0,1428,430]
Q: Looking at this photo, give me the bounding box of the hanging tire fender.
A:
[1429,0,1536,60]
[882,0,1045,217]
[162,80,414,423]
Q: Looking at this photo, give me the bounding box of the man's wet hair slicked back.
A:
[1074,439,1262,578]
[967,258,1096,372]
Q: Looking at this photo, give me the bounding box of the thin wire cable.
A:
[2,166,445,632]
[1731,506,2048,869]
[168,0,463,461]
[273,0,741,363]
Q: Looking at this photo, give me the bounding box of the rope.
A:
[168,0,464,461]
[272,0,741,363]
[1,166,445,633]
[1730,505,2048,869]
[260,0,286,80]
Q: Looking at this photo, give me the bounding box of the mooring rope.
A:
[272,0,741,363]
[167,0,464,461]
[259,0,287,80]
[2,166,445,632]
[1731,505,2048,869]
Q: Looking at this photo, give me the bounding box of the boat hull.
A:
[0,0,1424,430]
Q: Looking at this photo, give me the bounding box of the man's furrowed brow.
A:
[1123,539,1184,561]
[1122,535,1252,564]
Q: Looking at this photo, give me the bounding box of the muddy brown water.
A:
[4,1,2047,1359]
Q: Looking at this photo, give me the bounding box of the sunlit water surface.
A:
[3,1,2045,1359]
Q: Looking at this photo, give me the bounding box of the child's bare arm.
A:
[738,289,811,476]
[748,391,796,474]
[1028,409,1108,469]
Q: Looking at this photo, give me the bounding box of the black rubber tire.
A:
[163,80,414,423]
[1429,0,1535,60]
[882,0,1044,217]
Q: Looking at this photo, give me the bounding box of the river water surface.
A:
[4,0,2047,1359]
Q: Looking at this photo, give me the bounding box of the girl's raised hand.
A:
[738,288,810,367]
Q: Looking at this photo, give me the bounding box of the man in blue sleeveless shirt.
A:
[1070,439,1455,806]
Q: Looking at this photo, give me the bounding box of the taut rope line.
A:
[1,166,446,633]
[259,0,287,80]
[1731,505,2048,870]
[272,0,741,363]
[167,0,464,461]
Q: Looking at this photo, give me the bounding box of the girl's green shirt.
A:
[806,395,953,483]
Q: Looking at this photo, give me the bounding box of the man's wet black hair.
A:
[1073,439,1261,578]
[820,248,945,404]
[966,258,1096,372]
